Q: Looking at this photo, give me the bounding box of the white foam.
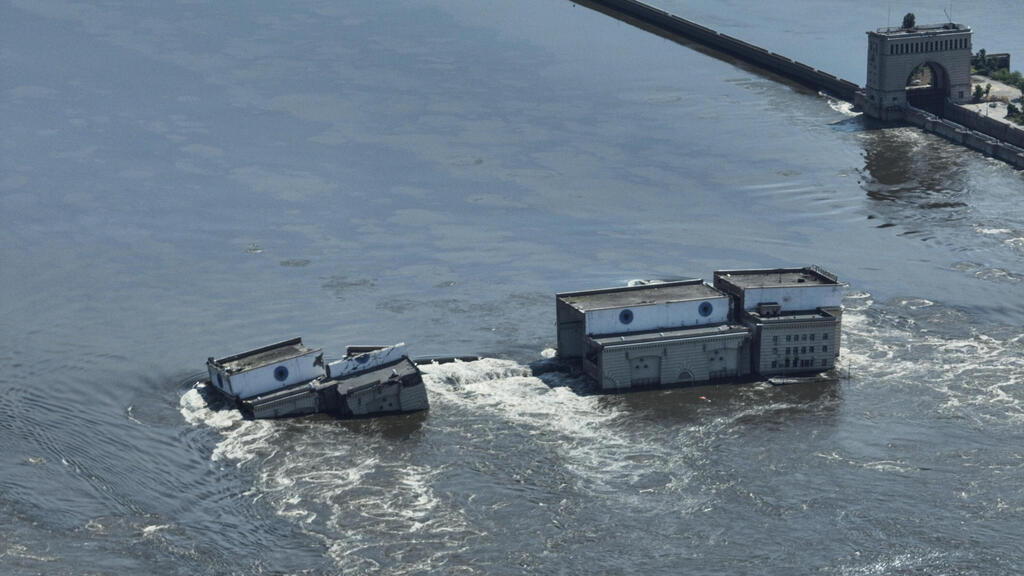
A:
[825,95,858,117]
[179,384,275,465]
[977,227,1012,235]
[421,359,705,501]
[840,300,1024,425]
[141,524,171,537]
[1004,237,1024,253]
[831,551,946,575]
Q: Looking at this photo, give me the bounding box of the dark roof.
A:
[714,266,839,290]
[211,338,320,373]
[873,23,969,36]
[558,280,725,312]
[590,323,749,346]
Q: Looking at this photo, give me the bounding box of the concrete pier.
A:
[577,0,860,101]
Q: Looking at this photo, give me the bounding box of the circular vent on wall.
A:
[698,301,713,317]
[619,309,634,324]
[274,365,289,382]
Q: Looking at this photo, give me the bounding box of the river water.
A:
[2,1,1022,574]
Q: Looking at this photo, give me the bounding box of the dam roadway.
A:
[575,0,861,102]
[576,0,1024,169]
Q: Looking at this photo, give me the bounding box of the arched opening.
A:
[905,62,949,114]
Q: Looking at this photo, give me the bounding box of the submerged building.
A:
[556,266,844,391]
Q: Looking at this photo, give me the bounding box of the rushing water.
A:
[2,1,1023,574]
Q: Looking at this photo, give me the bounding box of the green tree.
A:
[902,13,916,29]
[973,84,984,102]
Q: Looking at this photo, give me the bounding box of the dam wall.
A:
[578,0,860,102]
[942,103,1024,149]
[906,107,1024,169]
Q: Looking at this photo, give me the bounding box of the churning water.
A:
[2,1,1022,574]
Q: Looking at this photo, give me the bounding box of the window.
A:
[823,333,828,340]
[786,347,791,355]
[773,336,778,344]
[822,345,828,353]
[810,346,815,353]
[771,360,778,368]
[785,359,791,368]
[786,335,791,342]
[801,346,807,354]
[773,348,779,355]
[810,334,815,341]
[821,359,829,367]
[802,334,808,341]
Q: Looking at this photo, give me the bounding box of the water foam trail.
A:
[840,294,1024,426]
[180,383,478,575]
[422,359,711,506]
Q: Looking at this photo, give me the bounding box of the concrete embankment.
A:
[577,0,860,102]
[906,107,1024,169]
[943,102,1024,149]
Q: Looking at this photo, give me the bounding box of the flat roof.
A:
[872,23,969,36]
[212,337,320,373]
[748,309,838,323]
[590,323,749,346]
[714,266,839,290]
[558,280,725,312]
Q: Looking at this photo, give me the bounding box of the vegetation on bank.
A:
[990,69,1024,93]
[971,48,1024,125]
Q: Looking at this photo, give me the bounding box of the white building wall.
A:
[584,296,729,335]
[741,285,843,312]
[225,353,323,399]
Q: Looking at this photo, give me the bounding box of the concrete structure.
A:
[206,340,429,419]
[207,337,324,400]
[557,280,750,390]
[714,267,844,377]
[556,267,845,391]
[859,22,973,120]
[579,0,859,101]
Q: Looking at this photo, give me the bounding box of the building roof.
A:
[590,323,749,347]
[558,280,726,312]
[872,23,969,36]
[714,266,840,290]
[747,309,839,323]
[211,337,321,373]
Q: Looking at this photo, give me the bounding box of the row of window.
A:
[773,332,829,344]
[890,37,967,55]
[771,358,831,369]
[773,345,828,356]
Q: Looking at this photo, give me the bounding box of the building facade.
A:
[557,267,845,391]
[860,22,972,120]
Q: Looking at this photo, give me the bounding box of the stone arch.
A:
[860,23,973,120]
[905,60,950,113]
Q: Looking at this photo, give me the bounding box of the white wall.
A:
[585,296,729,335]
[225,353,323,399]
[742,284,843,311]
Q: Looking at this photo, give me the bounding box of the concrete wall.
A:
[943,103,1024,149]
[579,0,859,102]
[738,285,844,313]
[755,319,839,376]
[598,332,749,390]
[556,299,586,359]
[906,106,1024,169]
[226,353,323,399]
[584,296,730,336]
[865,30,973,108]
